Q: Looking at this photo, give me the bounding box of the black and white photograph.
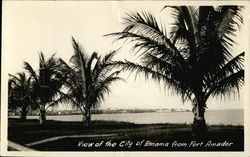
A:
[1,0,249,156]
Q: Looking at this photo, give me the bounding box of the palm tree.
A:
[106,6,244,136]
[58,37,123,126]
[8,72,32,120]
[24,52,63,124]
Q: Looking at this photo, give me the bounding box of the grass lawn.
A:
[8,118,244,151]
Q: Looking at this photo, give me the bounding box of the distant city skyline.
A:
[3,1,247,111]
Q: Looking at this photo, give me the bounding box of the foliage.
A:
[8,72,32,110]
[23,52,64,111]
[57,37,123,116]
[106,6,244,103]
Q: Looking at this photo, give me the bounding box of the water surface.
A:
[22,109,243,125]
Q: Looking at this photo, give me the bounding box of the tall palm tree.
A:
[106,6,244,135]
[24,52,63,124]
[58,38,123,126]
[8,72,32,120]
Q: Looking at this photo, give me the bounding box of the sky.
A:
[2,1,248,110]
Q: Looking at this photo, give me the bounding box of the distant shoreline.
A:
[9,109,244,116]
[37,108,244,116]
[9,108,243,116]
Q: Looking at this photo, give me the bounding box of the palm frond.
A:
[113,60,179,89]
[87,52,98,71]
[210,6,244,54]
[102,50,118,64]
[71,37,88,67]
[206,70,244,100]
[219,52,244,76]
[91,72,124,108]
[123,11,165,36]
[162,6,197,54]
[23,61,38,82]
[57,90,85,114]
[39,52,45,68]
[106,31,188,71]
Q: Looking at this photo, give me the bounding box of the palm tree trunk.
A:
[39,107,46,125]
[83,107,91,126]
[20,105,27,121]
[192,95,207,136]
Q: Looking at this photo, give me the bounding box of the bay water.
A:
[21,109,243,125]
